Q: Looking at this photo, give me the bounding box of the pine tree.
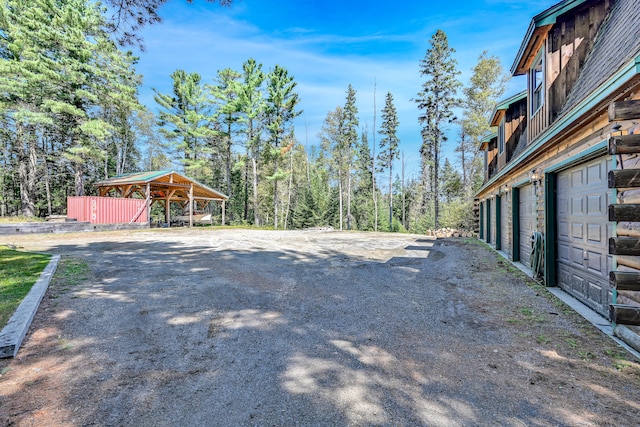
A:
[238,58,266,225]
[265,65,301,229]
[209,68,241,203]
[415,29,461,229]
[319,107,344,229]
[104,0,233,47]
[0,0,142,214]
[154,70,214,183]
[135,109,169,170]
[377,92,400,232]
[460,51,508,194]
[342,84,358,230]
[440,158,463,203]
[352,128,374,230]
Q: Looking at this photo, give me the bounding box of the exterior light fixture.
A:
[529,169,540,184]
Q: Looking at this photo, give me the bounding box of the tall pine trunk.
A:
[75,159,85,197]
[433,138,440,229]
[338,174,343,230]
[284,149,293,229]
[17,124,37,217]
[388,163,393,231]
[347,171,351,230]
[273,156,278,229]
[252,156,259,226]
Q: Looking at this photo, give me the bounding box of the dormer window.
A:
[531,53,544,114]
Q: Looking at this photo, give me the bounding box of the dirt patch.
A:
[0,229,639,426]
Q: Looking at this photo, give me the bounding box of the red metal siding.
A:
[67,196,148,224]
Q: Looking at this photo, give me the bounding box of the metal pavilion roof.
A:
[95,170,228,202]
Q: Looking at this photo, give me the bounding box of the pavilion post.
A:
[165,197,170,227]
[222,200,225,225]
[145,182,151,226]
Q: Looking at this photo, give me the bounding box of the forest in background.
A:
[0,0,508,233]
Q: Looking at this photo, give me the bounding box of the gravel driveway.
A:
[1,229,639,426]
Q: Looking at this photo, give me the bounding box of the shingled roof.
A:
[560,0,640,116]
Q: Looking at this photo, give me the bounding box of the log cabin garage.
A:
[476,0,640,350]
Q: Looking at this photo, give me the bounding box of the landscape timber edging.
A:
[0,254,60,358]
[0,222,149,235]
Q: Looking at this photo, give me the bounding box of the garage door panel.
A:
[558,243,570,262]
[557,156,612,317]
[586,162,604,183]
[518,185,535,266]
[587,194,602,214]
[588,281,604,305]
[572,274,586,296]
[586,251,604,274]
[558,221,570,239]
[571,247,584,266]
[571,197,584,215]
[572,169,584,186]
[587,223,602,243]
[571,223,584,239]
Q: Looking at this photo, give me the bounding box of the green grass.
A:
[0,246,51,328]
[0,216,44,223]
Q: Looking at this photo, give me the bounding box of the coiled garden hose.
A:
[530,231,544,280]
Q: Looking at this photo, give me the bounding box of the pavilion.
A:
[95,170,228,227]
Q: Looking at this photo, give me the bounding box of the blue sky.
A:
[133,0,560,179]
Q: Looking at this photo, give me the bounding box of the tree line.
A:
[0,0,508,233]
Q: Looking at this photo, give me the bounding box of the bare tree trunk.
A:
[347,170,352,230]
[284,149,293,229]
[338,173,343,230]
[75,160,85,197]
[43,154,52,216]
[388,162,393,232]
[273,157,279,229]
[244,152,249,221]
[433,136,440,229]
[372,79,378,232]
[17,124,37,217]
[226,124,232,205]
[252,156,259,226]
[401,151,405,229]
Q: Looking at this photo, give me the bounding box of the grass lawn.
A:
[0,246,51,329]
[0,216,44,223]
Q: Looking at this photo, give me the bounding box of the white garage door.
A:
[500,194,509,254]
[556,156,613,317]
[518,184,535,267]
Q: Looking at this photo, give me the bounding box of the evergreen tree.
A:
[238,58,266,225]
[440,158,463,203]
[352,128,374,230]
[136,109,170,171]
[209,68,241,205]
[460,51,508,194]
[0,0,142,215]
[342,84,358,230]
[318,107,344,229]
[415,29,461,229]
[377,92,400,232]
[154,70,214,183]
[105,0,233,47]
[264,65,301,229]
